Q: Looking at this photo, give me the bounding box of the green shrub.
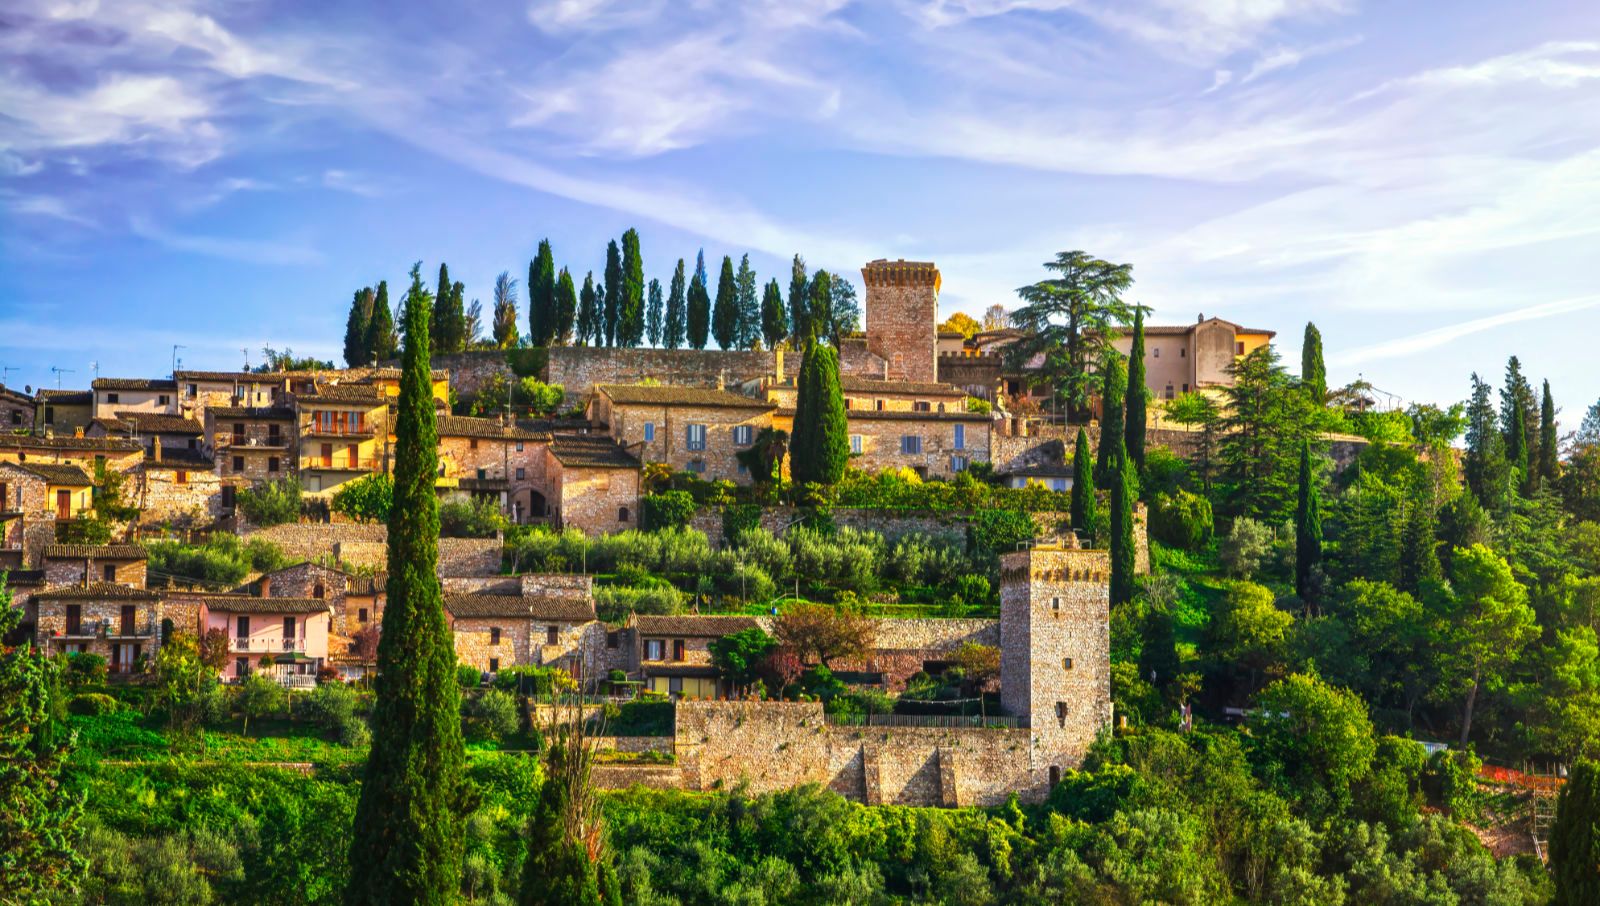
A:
[967,508,1036,559]
[144,535,288,587]
[642,491,696,531]
[492,665,573,695]
[70,693,121,716]
[457,664,484,689]
[720,562,776,603]
[465,689,520,741]
[1149,489,1214,551]
[330,473,393,524]
[1423,748,1483,821]
[237,477,303,527]
[721,503,762,543]
[440,497,509,538]
[505,346,548,378]
[732,528,792,580]
[66,652,108,687]
[594,584,688,622]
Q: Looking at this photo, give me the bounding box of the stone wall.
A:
[437,432,549,523]
[137,466,224,528]
[688,506,1071,550]
[44,555,148,589]
[936,354,1003,399]
[862,260,939,385]
[592,764,683,790]
[846,415,991,478]
[551,453,639,536]
[438,538,503,576]
[429,350,515,402]
[245,523,388,564]
[546,348,777,407]
[600,399,770,485]
[991,422,1368,474]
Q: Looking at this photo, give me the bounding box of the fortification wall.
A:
[242,523,501,575]
[546,348,777,406]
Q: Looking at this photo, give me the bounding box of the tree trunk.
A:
[1459,669,1481,747]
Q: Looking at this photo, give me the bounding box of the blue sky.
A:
[2,0,1597,416]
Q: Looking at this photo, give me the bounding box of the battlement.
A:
[861,259,942,291]
[999,546,1110,587]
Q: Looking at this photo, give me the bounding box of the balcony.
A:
[232,637,308,653]
[300,426,375,440]
[218,435,289,450]
[300,457,381,472]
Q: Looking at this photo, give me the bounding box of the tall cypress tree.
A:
[761,279,787,350]
[1109,442,1137,607]
[788,254,809,346]
[1095,354,1127,484]
[664,259,687,350]
[344,287,374,367]
[1539,379,1559,487]
[1071,427,1098,540]
[619,229,645,347]
[1551,758,1600,906]
[686,258,710,350]
[1501,356,1535,480]
[645,278,664,348]
[346,264,465,905]
[432,263,453,350]
[442,281,467,353]
[554,268,578,346]
[735,254,759,349]
[1294,440,1322,602]
[602,239,623,347]
[791,341,848,486]
[1302,322,1326,402]
[577,272,600,347]
[712,255,738,350]
[365,280,397,362]
[1124,310,1148,471]
[530,240,556,347]
[806,271,832,346]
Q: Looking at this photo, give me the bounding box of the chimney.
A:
[152,435,162,462]
[1197,312,1204,323]
[258,575,271,597]
[774,347,784,383]
[716,369,726,392]
[74,426,84,438]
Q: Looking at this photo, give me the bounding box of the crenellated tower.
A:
[861,259,940,385]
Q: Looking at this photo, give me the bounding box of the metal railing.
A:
[231,637,306,653]
[299,457,381,471]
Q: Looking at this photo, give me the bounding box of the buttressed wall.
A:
[862,259,940,385]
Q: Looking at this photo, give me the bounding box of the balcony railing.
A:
[300,457,381,472]
[231,637,307,653]
[219,435,289,449]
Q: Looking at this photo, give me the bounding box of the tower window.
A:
[1063,657,1074,670]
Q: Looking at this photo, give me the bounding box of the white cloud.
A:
[1240,34,1361,83]
[321,170,385,197]
[128,217,324,266]
[2,193,95,227]
[0,74,221,166]
[1333,294,1600,367]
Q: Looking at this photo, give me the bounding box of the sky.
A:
[1,0,1597,416]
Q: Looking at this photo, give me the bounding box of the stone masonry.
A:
[862,259,940,386]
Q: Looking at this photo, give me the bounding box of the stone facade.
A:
[136,462,224,527]
[547,448,640,535]
[547,347,778,407]
[42,545,148,588]
[862,259,940,386]
[591,386,774,485]
[0,386,33,433]
[33,584,163,673]
[0,463,49,557]
[841,411,993,479]
[436,416,550,523]
[35,391,93,435]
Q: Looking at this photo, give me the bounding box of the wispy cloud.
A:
[128,217,324,266]
[1240,34,1362,83]
[1334,295,1600,367]
[321,169,385,197]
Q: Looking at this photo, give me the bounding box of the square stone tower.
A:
[999,545,1113,782]
[862,259,940,385]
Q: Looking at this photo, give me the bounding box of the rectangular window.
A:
[489,627,501,645]
[1182,383,1190,393]
[515,441,524,452]
[10,410,19,425]
[900,436,922,455]
[913,401,931,412]
[488,658,499,674]
[107,393,119,404]
[66,604,82,635]
[175,470,187,484]
[268,424,281,444]
[547,626,559,645]
[1180,347,1187,358]
[233,456,244,472]
[188,383,197,396]
[672,639,686,662]
[158,394,169,406]
[44,406,54,424]
[642,422,655,443]
[1164,385,1175,400]
[954,424,965,450]
[875,399,885,411]
[685,424,706,450]
[1235,341,1245,355]
[732,425,753,446]
[687,459,705,474]
[476,468,487,480]
[358,608,369,623]
[283,616,295,640]
[268,456,280,472]
[1153,347,1160,358]
[469,438,478,450]
[347,444,359,468]
[606,631,620,649]
[103,563,116,581]
[850,435,863,455]
[120,605,136,635]
[515,467,525,480]
[237,615,250,637]
[645,639,665,661]
[951,455,969,472]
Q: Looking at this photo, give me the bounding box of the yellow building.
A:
[292,384,390,494]
[1109,316,1275,403]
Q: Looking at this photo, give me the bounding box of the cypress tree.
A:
[554,268,578,346]
[1302,322,1326,402]
[761,279,787,350]
[712,254,738,350]
[346,264,465,905]
[806,270,833,346]
[1294,440,1322,602]
[792,341,848,486]
[1397,498,1441,595]
[1095,354,1127,484]
[788,254,809,346]
[644,278,663,348]
[1125,310,1148,471]
[365,280,397,362]
[1501,356,1535,481]
[619,229,645,347]
[344,287,374,367]
[735,254,759,349]
[1109,442,1137,606]
[577,272,599,347]
[1070,427,1098,540]
[664,259,687,350]
[686,258,710,350]
[441,281,467,353]
[432,263,452,350]
[602,239,622,347]
[530,240,556,346]
[1539,379,1559,487]
[1551,758,1600,906]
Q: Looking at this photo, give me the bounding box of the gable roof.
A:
[437,415,548,441]
[207,406,296,420]
[44,544,147,561]
[9,462,93,485]
[93,378,177,391]
[34,582,160,601]
[102,412,204,435]
[0,435,141,453]
[143,448,215,470]
[36,389,93,406]
[190,593,331,614]
[548,437,640,470]
[294,383,385,404]
[840,377,967,397]
[596,384,775,409]
[634,614,761,638]
[0,384,32,407]
[444,593,596,622]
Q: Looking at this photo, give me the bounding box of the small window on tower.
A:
[1051,597,1061,612]
[1063,657,1074,671]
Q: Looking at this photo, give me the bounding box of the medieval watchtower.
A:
[999,544,1113,784]
[862,259,940,385]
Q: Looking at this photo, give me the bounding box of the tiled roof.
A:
[34,582,159,600]
[36,390,92,405]
[5,570,45,587]
[192,594,331,614]
[44,544,147,561]
[106,412,203,435]
[840,377,967,397]
[349,572,388,595]
[175,370,283,383]
[295,384,385,404]
[597,384,775,409]
[437,415,547,441]
[93,378,177,391]
[0,435,141,453]
[548,437,640,470]
[11,462,93,485]
[143,449,215,469]
[0,384,32,406]
[635,614,760,637]
[842,409,994,423]
[444,593,596,622]
[208,406,295,420]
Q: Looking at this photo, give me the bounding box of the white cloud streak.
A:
[1333,295,1600,367]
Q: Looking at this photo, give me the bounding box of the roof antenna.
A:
[50,366,74,389]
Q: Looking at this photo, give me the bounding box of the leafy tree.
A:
[940,312,981,339]
[1539,379,1560,488]
[577,272,600,347]
[644,278,663,348]
[619,229,645,347]
[238,477,302,527]
[1217,346,1320,523]
[712,254,738,350]
[981,304,1008,331]
[0,576,86,900]
[491,272,520,349]
[790,341,848,486]
[1166,390,1220,494]
[760,278,786,351]
[826,276,861,340]
[332,473,394,524]
[521,714,620,906]
[1445,544,1538,745]
[663,259,687,350]
[602,239,623,347]
[346,263,467,905]
[1295,440,1323,604]
[1110,447,1137,607]
[1551,758,1600,905]
[734,254,759,349]
[686,254,710,350]
[555,267,578,346]
[198,627,230,673]
[1095,353,1126,484]
[787,254,808,344]
[344,287,374,367]
[529,239,557,347]
[1301,322,1326,402]
[1070,427,1098,539]
[256,346,335,372]
[1124,310,1148,471]
[237,671,286,736]
[709,628,779,690]
[735,427,788,485]
[773,603,875,667]
[1006,250,1138,420]
[365,280,397,362]
[1209,581,1291,689]
[152,630,212,729]
[1407,402,1468,446]
[460,289,479,348]
[1249,673,1376,815]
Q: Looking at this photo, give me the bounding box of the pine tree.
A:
[645,278,663,347]
[1465,373,1509,510]
[346,263,466,906]
[686,255,710,350]
[602,239,622,347]
[712,255,738,350]
[1551,758,1600,906]
[791,341,849,486]
[365,280,397,362]
[554,268,578,346]
[735,254,759,349]
[1095,353,1127,484]
[1539,379,1559,487]
[619,229,645,347]
[577,272,600,347]
[1294,440,1322,602]
[761,279,787,350]
[1070,427,1098,540]
[1302,322,1326,402]
[344,287,374,367]
[1124,310,1148,471]
[1501,356,1536,482]
[492,272,520,349]
[788,254,809,346]
[1397,497,1441,596]
[1109,442,1137,607]
[530,240,556,347]
[664,259,687,350]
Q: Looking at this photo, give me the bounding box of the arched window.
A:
[618,506,630,523]
[313,582,325,599]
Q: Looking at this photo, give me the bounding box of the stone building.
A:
[862,259,941,385]
[1107,316,1275,403]
[0,433,144,474]
[0,461,94,523]
[92,378,179,417]
[0,384,34,431]
[197,593,332,682]
[206,406,297,513]
[136,449,222,527]
[33,582,163,674]
[34,390,94,434]
[545,436,642,535]
[290,382,389,495]
[436,415,549,523]
[88,412,205,458]
[589,384,775,485]
[839,409,992,479]
[173,370,289,420]
[446,591,600,677]
[42,544,148,587]
[625,614,763,699]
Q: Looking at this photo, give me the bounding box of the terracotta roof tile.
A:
[437,415,548,441]
[43,544,147,560]
[34,582,159,600]
[10,462,93,485]
[444,593,596,622]
[549,438,640,469]
[93,378,178,391]
[597,385,775,409]
[634,614,761,637]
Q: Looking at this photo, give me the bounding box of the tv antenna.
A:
[1,366,16,387]
[51,366,74,389]
[172,345,186,378]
